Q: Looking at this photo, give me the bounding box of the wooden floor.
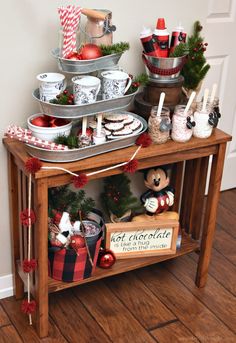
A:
[1,189,236,343]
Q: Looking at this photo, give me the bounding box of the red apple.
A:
[31,116,50,127]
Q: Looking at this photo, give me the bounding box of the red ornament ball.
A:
[97,249,116,269]
[79,44,102,60]
[70,234,85,251]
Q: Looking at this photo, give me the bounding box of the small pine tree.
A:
[48,185,95,221]
[100,174,141,218]
[181,21,210,91]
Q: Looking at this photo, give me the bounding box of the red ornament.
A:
[79,44,102,60]
[50,118,70,127]
[122,159,138,173]
[72,173,88,188]
[66,51,82,60]
[22,259,37,273]
[31,116,50,127]
[70,234,85,251]
[136,133,152,147]
[97,249,116,269]
[20,209,36,226]
[52,211,62,225]
[25,158,42,174]
[21,299,37,315]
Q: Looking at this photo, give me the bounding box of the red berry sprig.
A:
[50,89,74,105]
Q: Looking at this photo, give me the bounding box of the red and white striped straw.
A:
[58,5,81,58]
[5,125,69,151]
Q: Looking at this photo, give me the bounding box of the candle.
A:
[82,117,87,136]
[96,113,103,136]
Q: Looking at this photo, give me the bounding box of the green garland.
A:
[48,185,95,221]
[100,42,130,55]
[100,174,141,218]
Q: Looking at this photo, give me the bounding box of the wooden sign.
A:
[105,219,179,259]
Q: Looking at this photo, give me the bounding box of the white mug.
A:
[37,73,66,102]
[72,76,101,105]
[101,70,132,100]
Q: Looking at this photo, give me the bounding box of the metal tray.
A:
[52,48,123,74]
[32,88,138,119]
[25,113,147,163]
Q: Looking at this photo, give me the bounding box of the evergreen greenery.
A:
[100,42,130,55]
[54,134,79,149]
[48,185,95,221]
[181,21,210,90]
[100,174,141,218]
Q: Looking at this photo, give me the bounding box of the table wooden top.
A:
[3,128,231,180]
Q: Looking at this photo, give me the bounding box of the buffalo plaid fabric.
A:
[48,233,102,282]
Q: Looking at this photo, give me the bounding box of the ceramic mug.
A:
[37,73,66,102]
[72,76,101,105]
[101,70,132,100]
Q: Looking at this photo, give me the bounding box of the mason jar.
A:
[148,106,171,144]
[171,105,195,143]
[193,102,214,139]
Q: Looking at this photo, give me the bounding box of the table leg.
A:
[190,156,209,240]
[196,143,227,287]
[171,161,184,213]
[34,179,49,338]
[7,152,24,299]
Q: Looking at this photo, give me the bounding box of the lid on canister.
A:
[140,27,152,38]
[156,18,166,30]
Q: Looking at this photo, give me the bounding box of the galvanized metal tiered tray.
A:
[25,113,147,163]
[32,88,138,119]
[51,48,123,74]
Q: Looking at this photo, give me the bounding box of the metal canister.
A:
[83,9,116,46]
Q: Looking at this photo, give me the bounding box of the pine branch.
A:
[100,42,130,56]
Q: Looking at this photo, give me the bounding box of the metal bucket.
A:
[142,53,187,81]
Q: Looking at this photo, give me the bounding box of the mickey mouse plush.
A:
[141,166,174,215]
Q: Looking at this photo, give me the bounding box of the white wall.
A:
[0,0,206,278]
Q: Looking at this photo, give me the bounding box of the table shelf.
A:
[3,128,231,338]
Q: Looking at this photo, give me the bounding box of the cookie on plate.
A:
[125,119,141,132]
[104,113,128,123]
[123,114,134,125]
[104,122,124,132]
[112,127,133,136]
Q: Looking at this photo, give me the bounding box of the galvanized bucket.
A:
[142,53,187,80]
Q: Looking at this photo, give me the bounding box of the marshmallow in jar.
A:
[171,105,195,143]
[193,103,213,139]
[148,106,171,144]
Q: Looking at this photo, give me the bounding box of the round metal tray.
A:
[51,48,123,74]
[25,113,147,163]
[32,88,139,119]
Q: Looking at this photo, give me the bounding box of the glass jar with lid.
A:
[193,102,214,139]
[148,106,171,144]
[171,105,195,143]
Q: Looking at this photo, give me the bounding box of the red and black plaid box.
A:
[48,232,102,282]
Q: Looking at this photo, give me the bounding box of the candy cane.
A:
[5,125,69,151]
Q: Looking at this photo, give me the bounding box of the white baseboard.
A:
[0,274,13,299]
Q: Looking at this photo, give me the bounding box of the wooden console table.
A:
[3,128,231,338]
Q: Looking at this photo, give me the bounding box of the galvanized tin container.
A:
[52,48,122,74]
[32,88,138,119]
[25,113,147,163]
[142,53,186,80]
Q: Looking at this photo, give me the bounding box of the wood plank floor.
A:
[1,189,236,343]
